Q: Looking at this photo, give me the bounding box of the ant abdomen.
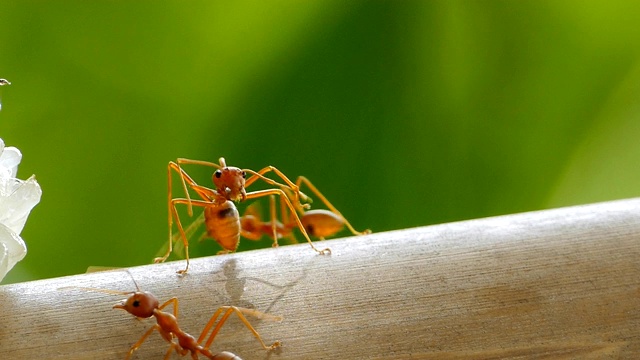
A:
[204,200,241,252]
[301,209,345,238]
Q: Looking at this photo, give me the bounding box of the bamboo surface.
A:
[1,198,640,359]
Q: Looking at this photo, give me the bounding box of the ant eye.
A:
[215,170,222,178]
[242,171,246,178]
[133,300,140,307]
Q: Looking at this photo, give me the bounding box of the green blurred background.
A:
[1,1,640,284]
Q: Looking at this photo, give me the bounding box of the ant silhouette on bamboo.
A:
[155,157,368,274]
[61,272,281,360]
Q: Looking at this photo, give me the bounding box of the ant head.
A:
[212,166,247,202]
[113,291,159,319]
[112,270,158,318]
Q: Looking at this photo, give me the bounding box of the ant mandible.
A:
[155,157,331,274]
[64,274,281,360]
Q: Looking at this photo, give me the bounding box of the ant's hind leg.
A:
[199,306,282,351]
[245,188,330,255]
[160,162,213,265]
[296,176,371,236]
[154,197,190,265]
[163,343,181,360]
[269,195,278,246]
[157,198,211,274]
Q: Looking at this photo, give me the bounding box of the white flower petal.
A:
[0,176,42,234]
[0,145,22,179]
[0,138,40,281]
[0,223,27,280]
[0,242,9,281]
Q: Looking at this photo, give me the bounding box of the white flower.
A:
[0,138,41,281]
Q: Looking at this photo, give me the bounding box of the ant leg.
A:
[177,157,224,170]
[169,161,194,217]
[243,166,310,208]
[125,324,161,360]
[198,306,281,351]
[155,198,212,274]
[279,193,289,226]
[163,337,192,360]
[158,297,179,316]
[259,195,296,245]
[239,202,269,241]
[168,212,206,259]
[164,162,217,263]
[155,196,190,264]
[269,195,278,246]
[244,166,295,189]
[169,161,217,217]
[175,158,224,210]
[158,163,186,264]
[277,194,298,244]
[296,176,371,236]
[154,198,177,265]
[163,343,181,360]
[245,189,330,255]
[175,199,211,274]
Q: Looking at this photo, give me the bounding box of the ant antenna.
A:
[57,270,141,296]
[124,270,142,292]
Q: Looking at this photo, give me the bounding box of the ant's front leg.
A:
[125,324,162,360]
[243,166,311,209]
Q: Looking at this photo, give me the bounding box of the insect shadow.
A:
[209,258,308,315]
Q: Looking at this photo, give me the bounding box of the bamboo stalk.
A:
[1,198,639,359]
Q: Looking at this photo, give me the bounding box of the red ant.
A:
[62,273,281,360]
[241,180,371,244]
[155,158,332,274]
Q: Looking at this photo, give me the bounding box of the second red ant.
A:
[241,183,370,245]
[62,273,281,360]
